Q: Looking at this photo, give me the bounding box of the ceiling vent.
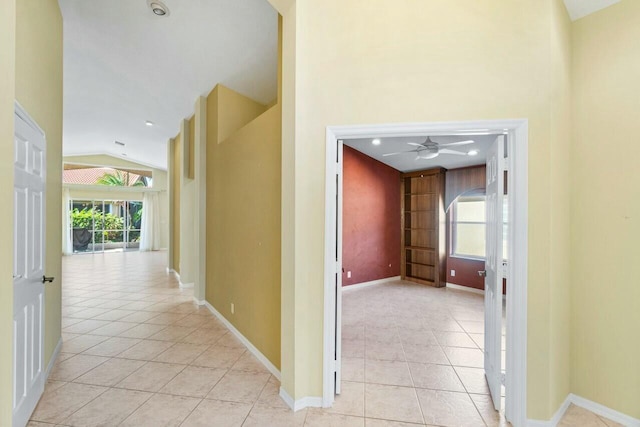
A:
[147,0,170,17]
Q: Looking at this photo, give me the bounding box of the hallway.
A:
[28,252,617,427]
[30,252,299,426]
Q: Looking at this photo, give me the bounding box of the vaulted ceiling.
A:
[59,0,278,169]
[59,0,620,169]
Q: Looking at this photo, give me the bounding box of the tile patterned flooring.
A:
[29,251,619,426]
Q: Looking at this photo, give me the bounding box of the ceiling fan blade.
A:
[437,139,475,147]
[416,152,439,160]
[382,151,411,157]
[407,142,424,147]
[439,148,468,156]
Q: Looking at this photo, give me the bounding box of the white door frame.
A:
[323,119,528,427]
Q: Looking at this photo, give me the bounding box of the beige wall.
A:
[571,0,640,418]
[205,85,281,368]
[153,169,169,249]
[273,0,573,419]
[15,0,64,387]
[0,1,16,424]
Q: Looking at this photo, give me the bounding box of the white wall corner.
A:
[278,387,323,412]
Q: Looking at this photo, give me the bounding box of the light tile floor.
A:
[29,251,619,426]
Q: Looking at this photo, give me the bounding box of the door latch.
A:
[42,275,54,284]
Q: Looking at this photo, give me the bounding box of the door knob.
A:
[478,270,487,277]
[42,275,54,284]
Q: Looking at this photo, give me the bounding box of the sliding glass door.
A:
[70,199,143,253]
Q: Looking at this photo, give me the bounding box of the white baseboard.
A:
[570,393,640,427]
[446,282,485,295]
[45,336,63,380]
[203,300,281,381]
[527,394,571,427]
[279,387,323,412]
[527,393,639,427]
[167,269,193,289]
[192,297,205,306]
[343,276,400,292]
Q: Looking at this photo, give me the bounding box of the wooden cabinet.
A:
[401,168,446,287]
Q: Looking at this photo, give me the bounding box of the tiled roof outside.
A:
[63,167,143,186]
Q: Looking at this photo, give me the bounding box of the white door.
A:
[483,135,504,410]
[13,106,47,427]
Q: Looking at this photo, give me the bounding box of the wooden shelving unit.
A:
[401,168,446,287]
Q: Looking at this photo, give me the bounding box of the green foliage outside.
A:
[71,208,136,243]
[97,171,146,187]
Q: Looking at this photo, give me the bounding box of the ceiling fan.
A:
[382,136,474,160]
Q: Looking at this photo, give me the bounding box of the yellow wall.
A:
[571,0,640,417]
[179,118,196,285]
[217,86,268,142]
[274,0,572,418]
[15,0,63,383]
[0,0,16,424]
[172,135,181,272]
[205,86,281,368]
[548,0,573,411]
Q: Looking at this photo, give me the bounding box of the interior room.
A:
[337,134,509,425]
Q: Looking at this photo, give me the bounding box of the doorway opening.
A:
[323,120,528,426]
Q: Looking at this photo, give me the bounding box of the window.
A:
[451,195,509,260]
[451,196,486,258]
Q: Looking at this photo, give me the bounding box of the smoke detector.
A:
[147,0,169,16]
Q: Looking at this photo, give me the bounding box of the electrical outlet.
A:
[450,270,456,277]
[231,303,235,314]
[347,271,351,278]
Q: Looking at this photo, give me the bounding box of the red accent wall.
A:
[342,146,401,286]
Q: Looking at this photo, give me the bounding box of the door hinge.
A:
[501,372,506,386]
[503,157,509,171]
[330,359,337,372]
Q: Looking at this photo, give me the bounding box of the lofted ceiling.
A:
[563,0,621,21]
[344,134,501,173]
[58,0,278,169]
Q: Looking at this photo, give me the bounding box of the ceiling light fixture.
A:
[148,0,169,16]
[467,149,479,156]
[372,138,381,146]
[145,121,154,127]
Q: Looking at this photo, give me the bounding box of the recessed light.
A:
[145,121,154,127]
[148,0,169,16]
[467,149,479,156]
[372,139,381,146]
